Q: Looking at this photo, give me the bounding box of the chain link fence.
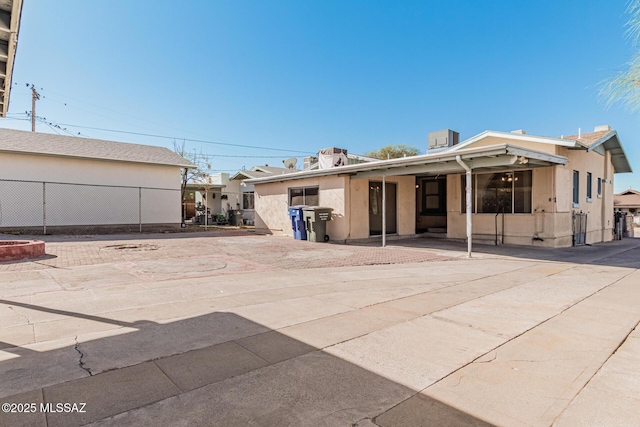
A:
[0,178,180,233]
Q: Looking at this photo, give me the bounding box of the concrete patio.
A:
[0,232,639,426]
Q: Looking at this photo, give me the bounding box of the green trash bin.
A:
[302,207,333,242]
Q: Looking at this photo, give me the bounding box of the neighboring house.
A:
[615,189,640,225]
[0,128,195,233]
[182,179,225,221]
[192,165,297,225]
[225,166,297,225]
[247,125,632,248]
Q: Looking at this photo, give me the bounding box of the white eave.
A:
[445,130,578,152]
[245,143,568,184]
[0,0,23,118]
[585,131,633,174]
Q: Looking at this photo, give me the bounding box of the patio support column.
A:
[456,156,473,258]
[601,151,609,242]
[382,175,386,247]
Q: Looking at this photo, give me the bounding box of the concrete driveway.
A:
[0,232,639,426]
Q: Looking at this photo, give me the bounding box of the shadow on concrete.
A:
[0,300,495,427]
[346,235,640,269]
[0,254,58,266]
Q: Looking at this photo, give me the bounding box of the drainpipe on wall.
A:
[601,151,609,242]
[382,175,386,248]
[456,155,473,258]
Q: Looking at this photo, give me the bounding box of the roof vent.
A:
[594,125,611,132]
[318,148,348,169]
[511,129,526,135]
[428,129,459,151]
[303,156,318,170]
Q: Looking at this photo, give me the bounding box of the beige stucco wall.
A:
[254,175,349,239]
[447,147,616,247]
[254,173,416,241]
[0,152,182,227]
[555,147,614,244]
[348,175,416,240]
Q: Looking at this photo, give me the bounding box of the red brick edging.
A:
[0,240,46,262]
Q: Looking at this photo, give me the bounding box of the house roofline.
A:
[246,143,568,184]
[444,130,578,152]
[0,148,197,168]
[586,131,633,173]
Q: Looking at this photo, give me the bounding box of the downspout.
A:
[382,175,386,247]
[601,151,609,242]
[456,155,472,258]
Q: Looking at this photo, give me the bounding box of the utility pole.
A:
[30,84,40,132]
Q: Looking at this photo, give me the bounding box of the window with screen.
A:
[289,187,319,206]
[243,192,254,210]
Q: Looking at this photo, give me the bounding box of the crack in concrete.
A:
[551,318,640,426]
[474,351,497,364]
[352,416,381,426]
[371,266,636,423]
[6,305,32,325]
[4,305,36,344]
[74,335,93,376]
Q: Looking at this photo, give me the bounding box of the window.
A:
[420,177,446,214]
[586,172,592,202]
[289,186,319,206]
[597,178,602,198]
[461,170,532,214]
[242,192,254,210]
[573,171,580,206]
[477,172,513,213]
[514,170,532,213]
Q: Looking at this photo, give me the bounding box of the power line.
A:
[48,121,314,154]
[12,83,307,150]
[5,112,315,157]
[198,153,295,158]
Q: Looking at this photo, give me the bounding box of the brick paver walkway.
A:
[0,231,456,273]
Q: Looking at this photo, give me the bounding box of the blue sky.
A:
[2,0,639,191]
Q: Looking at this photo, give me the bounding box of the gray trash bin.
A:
[302,207,333,242]
[229,210,244,226]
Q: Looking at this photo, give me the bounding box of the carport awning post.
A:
[456,156,473,258]
[465,169,472,257]
[382,175,386,248]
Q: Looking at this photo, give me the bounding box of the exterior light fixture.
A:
[501,173,518,182]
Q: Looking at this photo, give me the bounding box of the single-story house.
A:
[247,125,632,250]
[227,166,297,225]
[0,128,195,233]
[181,180,226,221]
[615,188,640,226]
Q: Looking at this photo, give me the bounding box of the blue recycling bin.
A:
[288,206,307,240]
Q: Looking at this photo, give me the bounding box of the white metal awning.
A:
[245,143,567,185]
